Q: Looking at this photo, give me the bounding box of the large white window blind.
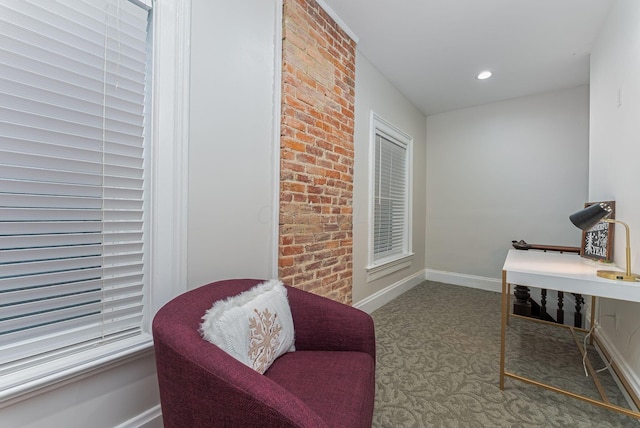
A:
[374,133,407,260]
[0,0,151,383]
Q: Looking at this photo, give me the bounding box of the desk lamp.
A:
[570,202,640,281]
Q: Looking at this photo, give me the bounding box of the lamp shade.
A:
[569,203,612,231]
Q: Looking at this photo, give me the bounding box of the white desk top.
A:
[503,249,640,303]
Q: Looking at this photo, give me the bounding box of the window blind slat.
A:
[2,245,102,264]
[0,267,103,292]
[2,274,144,311]
[3,278,110,306]
[0,208,104,222]
[0,140,103,164]
[0,149,104,174]
[0,222,104,236]
[0,179,102,198]
[0,234,101,251]
[0,262,144,293]
[2,251,142,279]
[0,194,102,210]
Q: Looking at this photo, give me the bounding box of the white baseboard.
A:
[594,325,640,409]
[426,269,501,293]
[353,269,426,314]
[114,405,163,428]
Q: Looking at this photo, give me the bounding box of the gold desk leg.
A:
[569,327,609,404]
[500,269,508,390]
[507,283,511,326]
[503,371,640,419]
[590,295,596,345]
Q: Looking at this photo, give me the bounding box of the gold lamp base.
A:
[597,270,640,282]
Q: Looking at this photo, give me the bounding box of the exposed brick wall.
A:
[280,0,356,304]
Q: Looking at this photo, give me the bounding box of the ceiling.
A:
[321,0,615,116]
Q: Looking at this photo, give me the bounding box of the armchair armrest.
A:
[286,286,376,361]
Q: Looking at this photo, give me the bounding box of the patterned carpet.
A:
[370,281,639,427]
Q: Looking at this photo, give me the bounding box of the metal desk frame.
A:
[500,249,640,418]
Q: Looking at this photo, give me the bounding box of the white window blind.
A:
[0,0,151,375]
[374,133,407,261]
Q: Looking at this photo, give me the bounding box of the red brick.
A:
[282,139,306,152]
[282,160,305,173]
[281,181,306,193]
[281,245,305,256]
[279,257,295,267]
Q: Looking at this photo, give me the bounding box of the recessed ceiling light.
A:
[477,70,492,80]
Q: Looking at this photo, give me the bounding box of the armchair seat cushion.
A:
[265,351,375,428]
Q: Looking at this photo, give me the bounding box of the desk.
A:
[500,249,640,418]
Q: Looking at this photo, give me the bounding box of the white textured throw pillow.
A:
[200,280,295,374]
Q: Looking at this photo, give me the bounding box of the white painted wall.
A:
[352,52,427,305]
[187,0,281,287]
[426,87,590,283]
[0,353,161,428]
[589,0,640,392]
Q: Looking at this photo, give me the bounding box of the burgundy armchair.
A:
[152,279,376,427]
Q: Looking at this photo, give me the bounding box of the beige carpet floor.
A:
[370,281,639,427]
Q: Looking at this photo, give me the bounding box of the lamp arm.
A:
[603,219,632,277]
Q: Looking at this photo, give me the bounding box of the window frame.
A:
[0,0,190,404]
[366,112,414,282]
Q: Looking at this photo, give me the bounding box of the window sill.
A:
[366,253,414,282]
[0,334,154,409]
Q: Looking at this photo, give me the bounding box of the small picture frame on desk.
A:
[580,200,615,262]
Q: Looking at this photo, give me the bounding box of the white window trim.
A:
[148,0,191,317]
[0,0,191,407]
[271,0,284,278]
[366,112,414,282]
